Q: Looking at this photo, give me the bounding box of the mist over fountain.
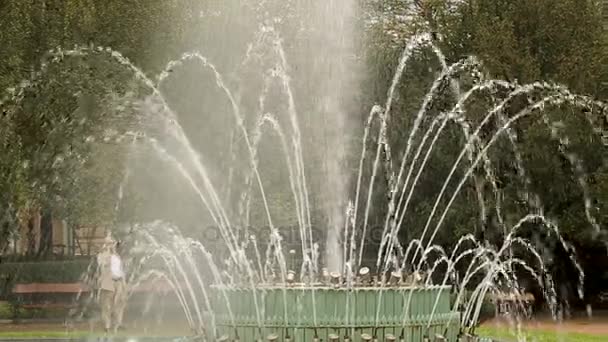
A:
[1,1,607,341]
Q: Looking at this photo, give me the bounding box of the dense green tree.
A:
[360,0,608,303]
[0,0,190,253]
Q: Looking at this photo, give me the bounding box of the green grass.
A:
[1,326,605,341]
[0,331,89,338]
[0,329,190,339]
[478,326,608,342]
[0,331,181,339]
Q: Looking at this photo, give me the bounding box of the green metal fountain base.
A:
[210,285,460,341]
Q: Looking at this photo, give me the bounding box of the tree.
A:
[0,0,188,254]
[361,0,608,303]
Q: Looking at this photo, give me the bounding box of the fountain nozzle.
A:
[390,271,402,286]
[322,267,330,283]
[458,333,475,342]
[286,270,296,284]
[358,267,370,284]
[330,272,341,287]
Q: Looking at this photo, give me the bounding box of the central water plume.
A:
[303,0,360,272]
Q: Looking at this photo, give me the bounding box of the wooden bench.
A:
[13,283,91,294]
[12,283,91,310]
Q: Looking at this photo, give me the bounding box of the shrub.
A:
[0,259,93,300]
[0,259,92,283]
[0,300,71,320]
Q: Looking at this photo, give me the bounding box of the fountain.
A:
[210,282,459,341]
[1,1,606,342]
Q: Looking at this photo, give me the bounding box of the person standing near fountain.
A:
[111,240,127,332]
[96,235,127,334]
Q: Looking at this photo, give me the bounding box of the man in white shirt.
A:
[97,236,114,333]
[111,241,127,333]
[110,253,125,280]
[97,235,127,334]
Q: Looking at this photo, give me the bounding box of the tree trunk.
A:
[38,208,53,256]
[0,221,10,254]
[26,214,38,256]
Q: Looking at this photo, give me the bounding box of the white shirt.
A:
[110,254,125,279]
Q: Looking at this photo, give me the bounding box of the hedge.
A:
[0,259,93,299]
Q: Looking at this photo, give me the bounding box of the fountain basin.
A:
[210,285,460,341]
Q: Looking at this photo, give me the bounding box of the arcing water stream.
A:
[1,2,606,341]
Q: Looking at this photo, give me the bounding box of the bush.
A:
[0,301,11,319]
[0,259,92,283]
[0,300,71,320]
[0,259,93,300]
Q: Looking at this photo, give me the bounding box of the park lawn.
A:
[0,327,190,339]
[0,331,195,340]
[478,326,608,342]
[0,330,172,338]
[3,327,607,341]
[0,331,90,338]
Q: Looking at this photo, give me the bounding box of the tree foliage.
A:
[362,0,608,301]
[0,0,606,302]
[0,0,188,250]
